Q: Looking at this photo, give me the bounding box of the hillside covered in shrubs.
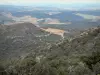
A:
[1,27,100,75]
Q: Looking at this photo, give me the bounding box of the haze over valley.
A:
[0,1,100,75]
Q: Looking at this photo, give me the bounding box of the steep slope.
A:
[0,22,61,60]
[2,26,100,75]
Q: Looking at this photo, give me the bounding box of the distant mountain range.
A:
[0,4,100,75]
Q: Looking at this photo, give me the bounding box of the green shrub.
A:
[81,52,100,71]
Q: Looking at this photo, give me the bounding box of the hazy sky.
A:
[0,0,99,5]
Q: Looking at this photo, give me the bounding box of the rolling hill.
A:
[0,22,62,60]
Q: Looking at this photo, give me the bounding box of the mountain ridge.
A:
[0,22,62,60]
[0,26,100,75]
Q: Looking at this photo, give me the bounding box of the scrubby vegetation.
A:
[0,27,100,75]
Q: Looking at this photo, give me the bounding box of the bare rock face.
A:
[41,28,69,38]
